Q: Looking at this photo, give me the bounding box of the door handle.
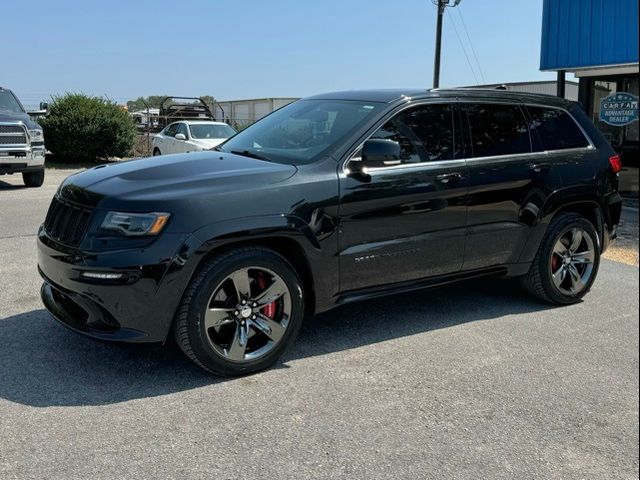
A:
[529,163,549,174]
[436,172,462,184]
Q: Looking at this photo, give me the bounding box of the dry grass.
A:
[603,246,639,266]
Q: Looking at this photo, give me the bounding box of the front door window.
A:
[370,104,456,164]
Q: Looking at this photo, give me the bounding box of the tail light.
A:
[609,154,622,174]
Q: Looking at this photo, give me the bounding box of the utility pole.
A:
[432,0,462,89]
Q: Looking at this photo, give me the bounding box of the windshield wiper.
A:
[230,149,271,161]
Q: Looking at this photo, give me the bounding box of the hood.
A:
[59,151,297,207]
[0,111,40,129]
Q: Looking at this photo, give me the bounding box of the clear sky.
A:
[3,0,556,108]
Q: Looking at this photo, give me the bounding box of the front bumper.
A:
[0,146,45,174]
[40,280,153,342]
[37,227,197,344]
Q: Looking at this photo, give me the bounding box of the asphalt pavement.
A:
[0,168,638,479]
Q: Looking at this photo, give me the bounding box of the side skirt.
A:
[335,266,511,306]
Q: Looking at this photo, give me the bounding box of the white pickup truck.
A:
[0,86,46,187]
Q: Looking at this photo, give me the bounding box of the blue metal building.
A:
[540,0,639,167]
[541,0,638,72]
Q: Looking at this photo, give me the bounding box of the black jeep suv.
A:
[38,89,622,375]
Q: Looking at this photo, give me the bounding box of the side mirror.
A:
[175,133,186,141]
[349,139,401,173]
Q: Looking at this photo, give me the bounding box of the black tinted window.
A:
[527,106,589,151]
[0,90,25,114]
[176,123,188,137]
[466,104,531,157]
[371,104,454,164]
[165,124,178,137]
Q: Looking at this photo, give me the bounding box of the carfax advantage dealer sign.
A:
[599,92,639,127]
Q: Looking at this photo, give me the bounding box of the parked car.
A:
[38,89,622,376]
[152,120,236,155]
[0,86,46,187]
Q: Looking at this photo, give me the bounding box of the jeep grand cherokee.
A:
[38,89,622,375]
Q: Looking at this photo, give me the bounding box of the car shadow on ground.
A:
[0,278,556,408]
[0,179,25,190]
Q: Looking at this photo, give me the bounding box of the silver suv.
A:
[0,87,46,187]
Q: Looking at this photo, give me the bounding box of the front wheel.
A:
[173,247,305,376]
[521,213,600,304]
[153,148,161,156]
[22,168,45,187]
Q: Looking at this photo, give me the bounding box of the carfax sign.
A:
[599,92,639,126]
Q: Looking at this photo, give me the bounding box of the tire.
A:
[153,148,161,156]
[22,168,45,187]
[521,213,600,305]
[173,247,305,376]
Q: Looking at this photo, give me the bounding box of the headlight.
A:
[29,129,44,142]
[100,211,170,236]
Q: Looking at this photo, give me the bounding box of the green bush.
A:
[41,93,136,163]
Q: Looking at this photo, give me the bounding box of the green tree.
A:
[41,93,136,163]
[126,95,170,111]
[200,95,215,108]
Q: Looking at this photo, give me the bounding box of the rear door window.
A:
[526,106,590,151]
[465,104,531,157]
[370,104,455,164]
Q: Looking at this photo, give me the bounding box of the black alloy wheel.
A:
[174,247,304,375]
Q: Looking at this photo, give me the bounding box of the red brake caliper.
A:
[256,274,277,318]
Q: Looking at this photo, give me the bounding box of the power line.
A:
[456,6,486,83]
[446,9,480,84]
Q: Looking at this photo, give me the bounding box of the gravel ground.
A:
[0,168,638,480]
[603,198,639,266]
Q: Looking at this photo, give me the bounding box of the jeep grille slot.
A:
[44,197,93,247]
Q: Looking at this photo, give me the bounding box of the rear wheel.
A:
[521,213,600,304]
[22,168,45,187]
[153,148,161,156]
[173,247,304,375]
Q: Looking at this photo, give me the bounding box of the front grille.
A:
[0,124,27,145]
[43,196,93,247]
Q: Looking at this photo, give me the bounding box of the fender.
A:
[193,214,325,251]
[518,186,607,263]
[162,214,339,323]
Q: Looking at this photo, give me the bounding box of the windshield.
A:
[190,123,236,139]
[218,99,383,165]
[0,90,25,114]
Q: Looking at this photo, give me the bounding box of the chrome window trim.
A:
[352,145,595,176]
[464,150,547,165]
[353,157,466,175]
[342,99,595,176]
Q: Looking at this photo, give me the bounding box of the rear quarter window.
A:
[526,106,590,151]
